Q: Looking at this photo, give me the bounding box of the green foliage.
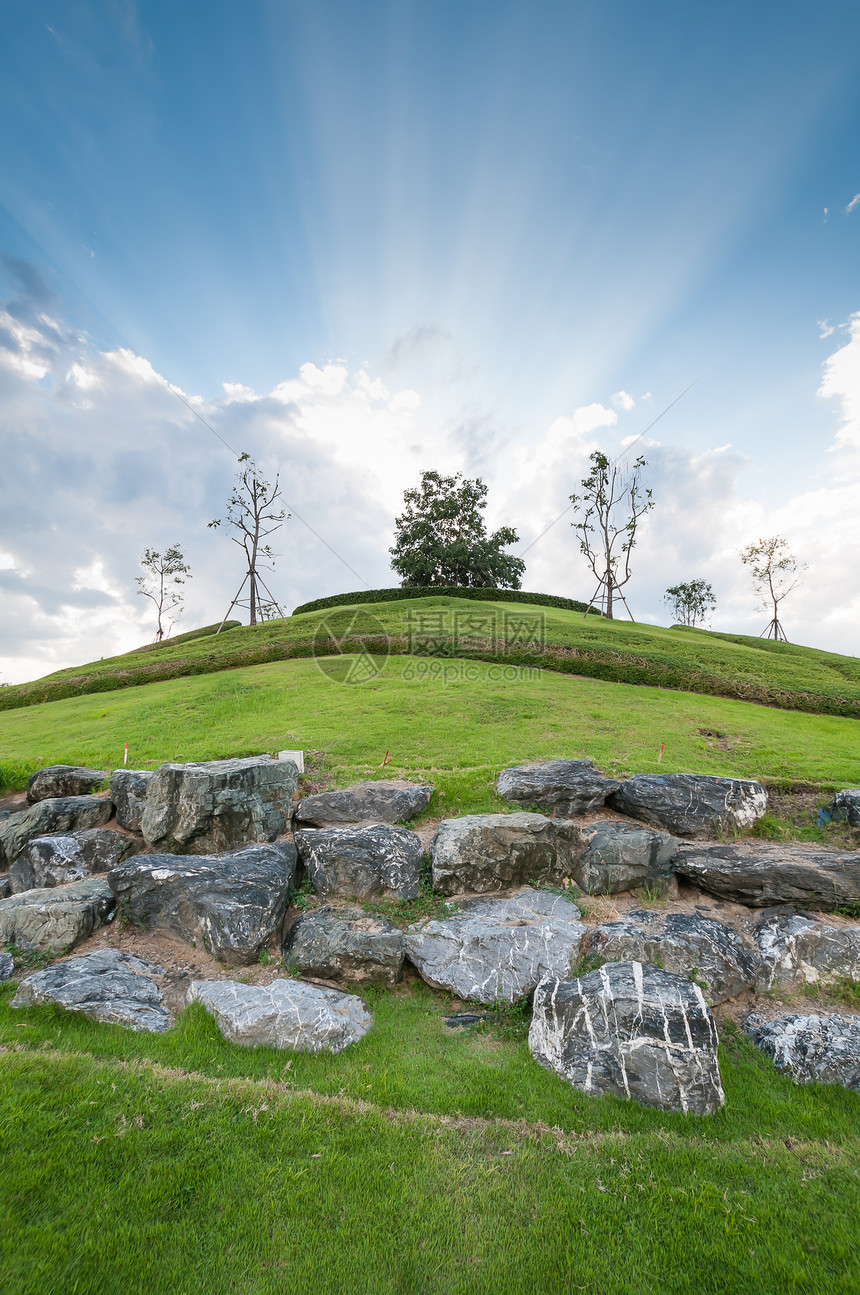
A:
[389,470,526,589]
[800,975,860,1010]
[293,586,593,616]
[664,578,716,627]
[290,877,317,911]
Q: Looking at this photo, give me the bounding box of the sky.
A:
[0,0,859,684]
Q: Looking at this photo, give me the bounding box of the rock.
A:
[529,960,725,1114]
[589,911,759,1004]
[574,820,678,895]
[0,877,115,954]
[496,759,621,816]
[189,977,371,1052]
[744,1012,860,1090]
[109,769,153,831]
[827,789,860,829]
[10,829,136,893]
[0,951,13,981]
[673,841,860,909]
[141,755,298,855]
[295,780,433,826]
[108,842,296,964]
[294,823,423,902]
[0,874,9,900]
[430,813,583,896]
[0,795,114,869]
[11,949,170,1032]
[26,764,107,804]
[404,888,586,1004]
[283,906,405,986]
[607,773,767,837]
[754,913,860,991]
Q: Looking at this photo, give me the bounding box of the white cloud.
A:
[846,193,860,215]
[611,390,636,411]
[818,320,835,339]
[819,312,860,449]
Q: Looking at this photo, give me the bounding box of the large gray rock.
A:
[530,961,725,1114]
[189,977,371,1052]
[109,769,153,832]
[745,1012,860,1090]
[430,813,583,896]
[10,829,135,893]
[404,888,586,1004]
[108,842,297,964]
[674,841,860,909]
[608,773,767,837]
[27,764,107,804]
[0,877,115,954]
[827,790,860,828]
[0,874,9,900]
[283,906,405,986]
[294,823,423,901]
[496,759,620,816]
[589,911,759,1004]
[574,820,677,895]
[755,913,860,991]
[0,795,114,869]
[295,780,433,826]
[0,951,13,982]
[141,755,298,855]
[11,949,170,1032]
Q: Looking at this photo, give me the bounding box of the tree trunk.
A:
[605,563,614,619]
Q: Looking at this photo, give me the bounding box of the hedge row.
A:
[2,630,857,720]
[292,587,596,616]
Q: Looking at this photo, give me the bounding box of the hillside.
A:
[2,593,860,719]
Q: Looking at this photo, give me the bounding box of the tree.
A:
[570,451,654,619]
[136,545,191,641]
[739,535,805,641]
[389,470,525,589]
[209,454,289,629]
[664,578,716,627]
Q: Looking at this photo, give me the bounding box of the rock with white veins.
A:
[744,1012,860,1090]
[0,795,114,869]
[11,948,170,1032]
[294,823,423,901]
[109,769,153,832]
[0,877,115,954]
[10,828,136,892]
[495,759,621,816]
[26,764,107,804]
[429,812,583,896]
[589,910,759,1004]
[754,913,860,991]
[107,842,297,964]
[607,773,767,838]
[189,977,372,1052]
[404,887,586,1004]
[673,841,860,909]
[529,960,725,1114]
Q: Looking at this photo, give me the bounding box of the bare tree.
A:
[209,454,289,630]
[570,451,654,619]
[664,579,716,627]
[136,545,191,641]
[739,535,805,641]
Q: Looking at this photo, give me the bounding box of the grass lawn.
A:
[3,594,860,718]
[1,654,859,803]
[2,982,859,1294]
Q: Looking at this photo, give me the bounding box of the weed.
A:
[635,882,667,906]
[800,975,860,1010]
[3,942,64,971]
[257,947,277,967]
[290,877,318,912]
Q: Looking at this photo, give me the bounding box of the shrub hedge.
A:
[292,587,596,616]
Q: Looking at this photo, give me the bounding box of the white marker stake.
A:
[123,742,128,767]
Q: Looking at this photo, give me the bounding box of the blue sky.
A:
[0,0,859,680]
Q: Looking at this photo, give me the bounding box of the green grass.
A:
[3,594,860,718]
[1,985,859,1294]
[2,653,859,801]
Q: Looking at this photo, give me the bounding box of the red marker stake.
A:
[123,742,128,767]
[657,743,664,764]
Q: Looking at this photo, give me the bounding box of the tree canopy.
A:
[389,470,525,589]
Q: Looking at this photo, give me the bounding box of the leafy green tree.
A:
[389,470,525,589]
[136,544,191,641]
[664,578,716,627]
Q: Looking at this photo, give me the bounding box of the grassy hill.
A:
[2,594,860,719]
